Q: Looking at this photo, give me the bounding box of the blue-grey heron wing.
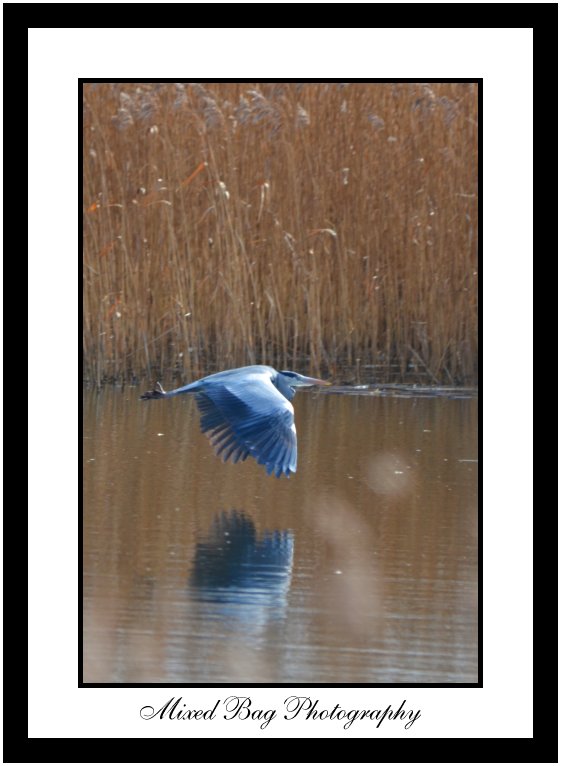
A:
[194,377,297,477]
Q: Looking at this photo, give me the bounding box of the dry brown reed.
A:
[83,83,478,386]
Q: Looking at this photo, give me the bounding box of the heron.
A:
[140,365,330,477]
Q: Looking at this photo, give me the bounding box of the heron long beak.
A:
[299,375,331,387]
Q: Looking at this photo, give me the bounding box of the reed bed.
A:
[83,83,478,386]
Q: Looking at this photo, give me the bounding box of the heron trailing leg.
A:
[140,381,167,399]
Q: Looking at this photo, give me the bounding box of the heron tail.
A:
[140,382,167,400]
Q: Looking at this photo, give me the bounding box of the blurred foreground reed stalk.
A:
[83,83,478,386]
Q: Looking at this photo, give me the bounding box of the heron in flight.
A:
[141,365,330,477]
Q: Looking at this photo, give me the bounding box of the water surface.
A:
[83,388,478,684]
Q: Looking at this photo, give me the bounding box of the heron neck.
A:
[275,377,296,401]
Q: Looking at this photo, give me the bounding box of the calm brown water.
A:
[83,388,478,684]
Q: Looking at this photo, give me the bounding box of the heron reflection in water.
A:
[141,365,330,477]
[189,510,294,610]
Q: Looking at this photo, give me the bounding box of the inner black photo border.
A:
[78,77,483,692]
